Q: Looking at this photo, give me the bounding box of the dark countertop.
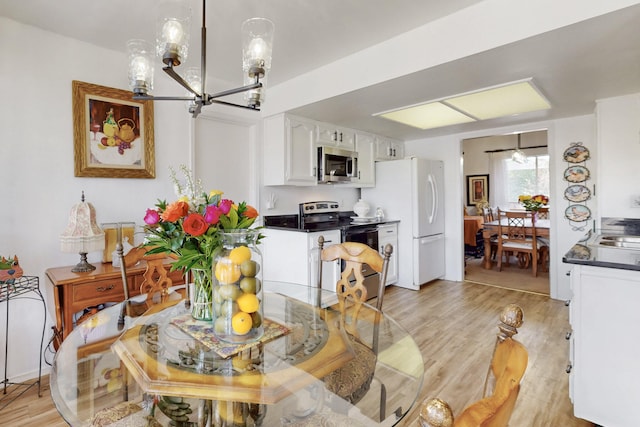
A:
[263,213,399,233]
[563,225,640,272]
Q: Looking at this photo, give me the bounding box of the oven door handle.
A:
[345,226,378,236]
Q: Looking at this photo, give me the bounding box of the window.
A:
[489,151,549,209]
[504,154,549,202]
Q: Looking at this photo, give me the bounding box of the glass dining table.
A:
[50,281,424,426]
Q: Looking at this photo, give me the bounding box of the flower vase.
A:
[190,268,214,321]
[212,230,264,344]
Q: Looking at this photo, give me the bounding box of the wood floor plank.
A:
[0,279,592,427]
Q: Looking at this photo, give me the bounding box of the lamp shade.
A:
[60,194,105,254]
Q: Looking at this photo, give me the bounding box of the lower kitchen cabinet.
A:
[377,223,398,285]
[569,264,640,427]
[261,229,341,293]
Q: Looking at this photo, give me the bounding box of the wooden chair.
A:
[306,236,393,422]
[536,206,549,219]
[482,207,498,260]
[88,242,188,426]
[419,304,528,427]
[496,209,540,277]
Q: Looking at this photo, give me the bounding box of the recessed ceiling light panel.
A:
[445,80,550,120]
[373,78,551,131]
[377,102,475,130]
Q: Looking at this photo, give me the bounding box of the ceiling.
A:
[2,0,640,140]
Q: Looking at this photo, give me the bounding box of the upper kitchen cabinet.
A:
[375,135,404,160]
[316,123,356,150]
[264,114,317,186]
[354,132,375,187]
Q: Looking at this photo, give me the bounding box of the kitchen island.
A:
[563,218,640,427]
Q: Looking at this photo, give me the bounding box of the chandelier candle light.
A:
[127,0,274,117]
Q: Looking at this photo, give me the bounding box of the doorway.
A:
[462,130,550,295]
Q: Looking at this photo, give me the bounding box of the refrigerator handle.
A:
[428,173,437,224]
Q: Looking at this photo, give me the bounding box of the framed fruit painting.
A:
[72,80,155,178]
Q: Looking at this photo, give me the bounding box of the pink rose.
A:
[204,205,221,224]
[144,209,160,225]
[219,199,232,215]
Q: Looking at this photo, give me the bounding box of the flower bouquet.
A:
[518,194,549,211]
[142,165,261,323]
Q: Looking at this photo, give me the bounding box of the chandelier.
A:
[512,133,527,164]
[126,0,274,117]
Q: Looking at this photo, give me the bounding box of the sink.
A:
[597,235,640,250]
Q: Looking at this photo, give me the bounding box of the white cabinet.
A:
[264,114,317,186]
[316,123,356,150]
[375,136,404,160]
[261,229,341,293]
[568,264,640,427]
[377,223,398,285]
[354,132,376,187]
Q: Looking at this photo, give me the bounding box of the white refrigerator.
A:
[363,157,445,290]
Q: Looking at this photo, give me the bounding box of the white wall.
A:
[404,115,596,300]
[0,17,192,381]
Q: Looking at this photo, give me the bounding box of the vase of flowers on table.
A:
[142,165,261,323]
[518,194,549,212]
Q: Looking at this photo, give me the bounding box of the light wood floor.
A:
[0,279,591,427]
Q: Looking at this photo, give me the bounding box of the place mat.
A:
[171,314,290,358]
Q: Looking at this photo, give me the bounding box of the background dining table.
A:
[481,218,550,269]
[49,281,424,426]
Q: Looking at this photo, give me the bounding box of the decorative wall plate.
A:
[563,165,590,183]
[564,184,591,203]
[565,204,591,222]
[566,244,591,260]
[563,143,590,163]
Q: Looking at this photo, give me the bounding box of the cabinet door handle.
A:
[566,331,572,340]
[565,300,571,306]
[96,284,115,292]
[566,363,572,374]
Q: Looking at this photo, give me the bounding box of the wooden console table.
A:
[46,260,184,348]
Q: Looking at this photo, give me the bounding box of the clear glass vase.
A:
[190,268,214,321]
[212,229,264,343]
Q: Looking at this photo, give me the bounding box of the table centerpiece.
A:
[142,166,262,336]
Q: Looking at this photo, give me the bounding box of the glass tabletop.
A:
[50,281,424,426]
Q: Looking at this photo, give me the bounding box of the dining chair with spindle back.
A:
[496,209,540,277]
[298,236,393,423]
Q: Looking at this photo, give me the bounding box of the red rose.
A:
[183,213,209,236]
[161,201,189,222]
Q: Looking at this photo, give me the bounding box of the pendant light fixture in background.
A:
[512,133,528,164]
[126,0,274,117]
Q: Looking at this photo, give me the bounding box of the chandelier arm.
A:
[133,95,196,101]
[163,66,200,97]
[207,82,262,101]
[209,99,260,111]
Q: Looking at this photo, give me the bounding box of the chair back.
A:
[482,206,495,223]
[497,209,537,242]
[319,240,392,337]
[418,305,528,427]
[536,206,550,219]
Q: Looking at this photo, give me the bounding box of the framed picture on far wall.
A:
[466,174,489,206]
[72,80,155,178]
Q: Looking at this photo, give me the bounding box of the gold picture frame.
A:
[72,80,155,178]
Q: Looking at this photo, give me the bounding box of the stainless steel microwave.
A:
[317,146,358,183]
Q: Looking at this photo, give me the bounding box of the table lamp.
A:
[60,191,105,273]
